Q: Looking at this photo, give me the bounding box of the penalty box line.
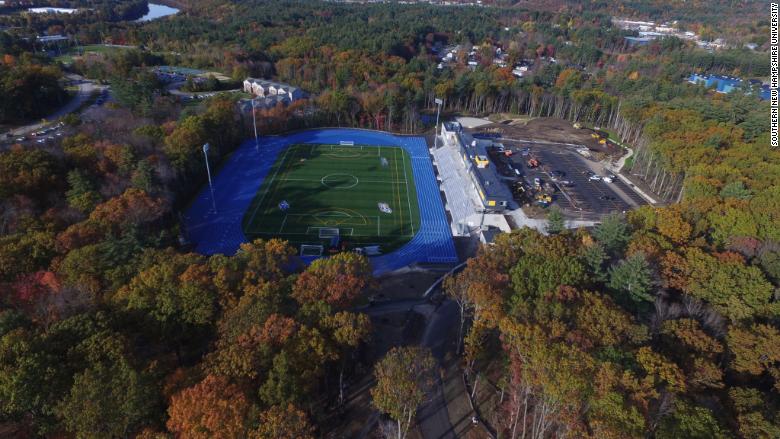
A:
[310,144,387,157]
[273,214,390,236]
[305,227,355,236]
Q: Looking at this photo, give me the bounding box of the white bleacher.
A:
[432,138,481,236]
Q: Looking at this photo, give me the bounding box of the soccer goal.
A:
[319,228,340,239]
[300,244,324,257]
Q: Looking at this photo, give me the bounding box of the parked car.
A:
[589,174,601,181]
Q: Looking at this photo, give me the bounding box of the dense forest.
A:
[447,221,780,437]
[0,0,777,437]
[0,54,67,123]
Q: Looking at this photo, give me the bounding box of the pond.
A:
[135,3,179,22]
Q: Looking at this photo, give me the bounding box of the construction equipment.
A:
[535,193,552,206]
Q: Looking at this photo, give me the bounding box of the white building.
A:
[243,78,304,102]
[28,7,78,14]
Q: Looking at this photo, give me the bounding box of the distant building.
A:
[36,35,69,43]
[28,7,78,14]
[687,73,769,100]
[243,78,304,102]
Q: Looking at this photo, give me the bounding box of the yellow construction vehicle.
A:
[535,193,552,206]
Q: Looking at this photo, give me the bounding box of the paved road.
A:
[417,299,460,439]
[357,298,427,317]
[354,292,461,439]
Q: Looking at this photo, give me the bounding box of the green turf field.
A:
[242,144,420,253]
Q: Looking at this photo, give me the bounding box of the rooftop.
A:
[458,131,512,201]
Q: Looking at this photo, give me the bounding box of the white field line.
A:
[278,214,288,233]
[401,151,415,235]
[246,146,294,227]
[280,177,406,184]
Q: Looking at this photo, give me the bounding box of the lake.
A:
[135,3,179,22]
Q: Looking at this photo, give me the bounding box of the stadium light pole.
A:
[203,143,217,213]
[434,97,443,148]
[251,98,259,152]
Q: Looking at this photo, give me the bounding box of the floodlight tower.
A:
[434,97,443,148]
[203,143,217,213]
[251,98,259,151]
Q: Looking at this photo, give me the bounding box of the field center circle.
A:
[321,173,359,189]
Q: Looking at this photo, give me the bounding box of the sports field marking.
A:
[262,146,301,223]
[313,144,382,159]
[305,227,354,236]
[243,142,419,250]
[279,214,288,233]
[320,173,360,189]
[249,229,413,238]
[401,152,415,235]
[246,146,295,227]
[392,148,403,234]
[279,177,407,184]
[310,208,367,225]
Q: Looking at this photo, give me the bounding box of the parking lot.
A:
[2,122,68,148]
[502,141,645,218]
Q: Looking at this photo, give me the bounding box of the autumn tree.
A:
[292,252,372,309]
[656,399,725,439]
[727,324,780,385]
[250,403,315,439]
[444,273,472,355]
[0,148,63,202]
[322,311,371,405]
[167,375,253,439]
[371,346,435,439]
[55,333,157,439]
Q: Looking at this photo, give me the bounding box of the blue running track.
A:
[183,128,458,274]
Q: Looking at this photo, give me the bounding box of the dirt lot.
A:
[474,117,623,156]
